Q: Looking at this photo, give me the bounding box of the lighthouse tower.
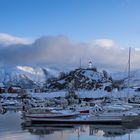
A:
[88,60,92,69]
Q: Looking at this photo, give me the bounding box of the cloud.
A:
[0,33,32,45]
[91,39,115,49]
[0,33,140,71]
[135,48,140,51]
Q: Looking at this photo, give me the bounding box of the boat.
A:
[0,99,22,110]
[23,104,138,124]
[24,108,80,121]
[68,103,94,114]
[24,112,138,125]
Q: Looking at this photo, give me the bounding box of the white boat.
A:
[0,99,22,110]
[24,112,138,125]
[24,108,80,120]
[88,103,138,123]
[23,104,138,124]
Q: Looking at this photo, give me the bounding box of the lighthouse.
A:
[88,60,92,69]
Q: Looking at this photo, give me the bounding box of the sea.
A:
[0,111,140,140]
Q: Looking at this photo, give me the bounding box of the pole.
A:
[128,47,131,98]
[80,57,82,68]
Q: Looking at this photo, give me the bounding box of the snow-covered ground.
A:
[0,88,139,99]
[28,91,66,99]
[0,93,18,98]
[28,88,140,99]
[77,88,139,98]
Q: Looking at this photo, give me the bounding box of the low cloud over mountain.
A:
[0,33,140,71]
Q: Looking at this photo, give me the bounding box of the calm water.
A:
[0,111,140,140]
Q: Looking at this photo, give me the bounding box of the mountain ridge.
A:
[0,65,139,92]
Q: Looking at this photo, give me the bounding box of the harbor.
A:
[1,91,140,125]
[0,110,140,140]
[1,74,140,140]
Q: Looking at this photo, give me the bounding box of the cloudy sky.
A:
[0,0,140,71]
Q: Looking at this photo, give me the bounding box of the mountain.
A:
[112,69,140,88]
[0,65,140,92]
[45,67,113,91]
[0,66,60,88]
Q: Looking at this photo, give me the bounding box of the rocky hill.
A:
[45,67,114,91]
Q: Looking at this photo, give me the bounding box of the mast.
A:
[79,57,82,68]
[128,47,131,97]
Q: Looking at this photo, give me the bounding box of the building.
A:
[8,86,22,93]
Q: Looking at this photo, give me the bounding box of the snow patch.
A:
[17,66,36,74]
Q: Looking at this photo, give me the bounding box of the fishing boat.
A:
[24,108,80,121]
[23,104,138,124]
[24,112,138,125]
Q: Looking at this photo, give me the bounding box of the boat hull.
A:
[29,118,123,125]
[24,113,138,125]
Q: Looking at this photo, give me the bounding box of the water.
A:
[0,111,140,140]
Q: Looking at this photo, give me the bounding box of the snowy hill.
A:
[45,68,113,91]
[112,69,140,88]
[0,66,60,88]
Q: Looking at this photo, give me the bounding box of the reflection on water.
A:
[89,123,136,137]
[22,123,78,136]
[0,111,140,140]
[22,123,138,138]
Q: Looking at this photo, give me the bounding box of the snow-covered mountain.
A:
[0,66,60,88]
[0,65,140,91]
[112,69,140,88]
[45,67,113,91]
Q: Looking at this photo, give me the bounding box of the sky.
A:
[0,0,140,71]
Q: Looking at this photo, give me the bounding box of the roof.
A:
[9,86,21,90]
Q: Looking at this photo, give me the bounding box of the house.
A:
[8,86,22,93]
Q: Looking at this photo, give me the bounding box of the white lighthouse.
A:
[88,60,92,69]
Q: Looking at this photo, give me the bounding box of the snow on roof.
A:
[10,87,21,90]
